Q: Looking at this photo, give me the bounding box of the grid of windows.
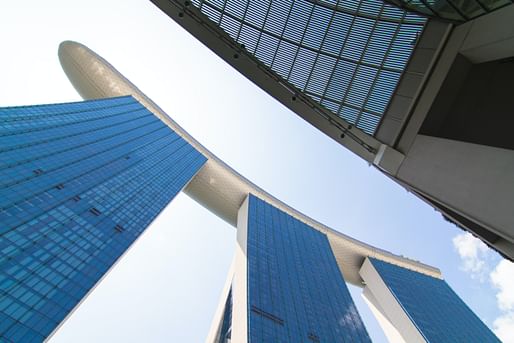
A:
[246,194,371,342]
[0,96,207,342]
[187,0,426,134]
[369,258,501,342]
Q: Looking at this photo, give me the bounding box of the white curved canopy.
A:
[58,40,441,286]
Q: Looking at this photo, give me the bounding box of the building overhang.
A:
[58,40,441,286]
[149,0,384,162]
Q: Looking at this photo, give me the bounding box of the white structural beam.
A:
[359,258,426,343]
[230,196,250,343]
[361,287,406,343]
[205,258,235,343]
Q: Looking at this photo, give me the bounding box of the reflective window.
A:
[246,195,371,342]
[370,258,501,342]
[0,96,206,342]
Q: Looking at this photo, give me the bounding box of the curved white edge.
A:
[57,40,442,286]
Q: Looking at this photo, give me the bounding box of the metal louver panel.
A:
[189,0,426,135]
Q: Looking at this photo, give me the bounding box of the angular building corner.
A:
[0,38,500,342]
[149,0,514,261]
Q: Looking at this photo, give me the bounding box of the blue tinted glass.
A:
[246,194,371,342]
[0,96,206,342]
[370,258,501,343]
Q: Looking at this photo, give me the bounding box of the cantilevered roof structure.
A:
[150,0,514,260]
[188,0,426,136]
[58,40,440,287]
[149,0,440,162]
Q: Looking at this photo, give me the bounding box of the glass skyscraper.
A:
[0,38,501,342]
[245,195,370,342]
[212,195,373,343]
[0,96,206,341]
[367,258,500,342]
[211,194,500,343]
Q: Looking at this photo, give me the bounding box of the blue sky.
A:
[2,1,513,342]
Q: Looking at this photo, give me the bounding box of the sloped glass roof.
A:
[190,0,426,134]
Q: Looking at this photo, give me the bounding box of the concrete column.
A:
[359,258,426,343]
[230,196,250,343]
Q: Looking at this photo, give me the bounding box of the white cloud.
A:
[452,232,490,279]
[493,312,514,343]
[452,233,514,342]
[490,259,514,342]
[491,260,514,311]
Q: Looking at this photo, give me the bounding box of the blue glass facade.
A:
[0,96,206,342]
[187,0,426,134]
[369,258,500,342]
[246,194,371,342]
